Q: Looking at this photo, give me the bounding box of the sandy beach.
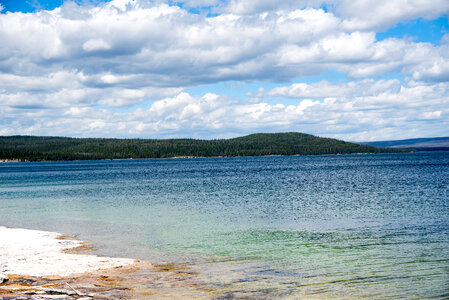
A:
[0,226,216,299]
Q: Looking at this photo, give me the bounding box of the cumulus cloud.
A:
[409,44,449,82]
[1,80,448,141]
[216,0,327,15]
[267,79,449,140]
[0,0,448,140]
[1,1,447,94]
[205,0,449,31]
[335,0,449,31]
[0,70,182,109]
[82,39,111,51]
[2,1,447,82]
[269,79,402,98]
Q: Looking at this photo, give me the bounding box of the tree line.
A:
[0,132,409,161]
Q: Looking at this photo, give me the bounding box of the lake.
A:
[1,152,448,298]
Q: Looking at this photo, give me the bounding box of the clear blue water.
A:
[1,153,448,298]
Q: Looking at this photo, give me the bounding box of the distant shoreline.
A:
[0,133,409,162]
[0,151,418,163]
[0,159,25,163]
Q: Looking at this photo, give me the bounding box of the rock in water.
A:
[0,273,8,284]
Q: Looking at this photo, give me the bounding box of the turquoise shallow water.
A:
[1,153,448,298]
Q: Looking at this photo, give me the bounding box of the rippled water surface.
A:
[1,153,448,298]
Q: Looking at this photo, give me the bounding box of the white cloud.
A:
[213,0,449,31]
[441,33,449,45]
[336,0,449,31]
[218,0,327,15]
[0,69,182,108]
[266,79,449,140]
[410,45,449,82]
[269,79,401,98]
[1,80,448,140]
[82,38,111,51]
[0,0,448,140]
[1,1,447,95]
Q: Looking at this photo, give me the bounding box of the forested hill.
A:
[0,132,409,161]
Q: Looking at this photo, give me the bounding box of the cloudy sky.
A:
[0,0,448,141]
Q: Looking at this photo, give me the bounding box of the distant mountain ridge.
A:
[360,137,449,150]
[0,132,408,161]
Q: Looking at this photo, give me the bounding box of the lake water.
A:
[1,153,448,298]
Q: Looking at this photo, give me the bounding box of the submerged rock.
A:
[0,273,8,284]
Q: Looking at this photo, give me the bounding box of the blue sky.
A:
[0,0,448,140]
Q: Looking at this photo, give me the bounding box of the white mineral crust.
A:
[0,226,135,277]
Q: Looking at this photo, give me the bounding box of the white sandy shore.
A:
[0,226,136,277]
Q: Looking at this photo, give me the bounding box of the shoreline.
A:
[0,159,28,163]
[0,151,417,163]
[0,226,215,299]
[0,226,136,277]
[0,225,136,298]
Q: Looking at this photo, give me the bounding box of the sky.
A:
[0,0,448,141]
